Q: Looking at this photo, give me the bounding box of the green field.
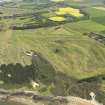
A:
[0,100,23,105]
[0,0,105,104]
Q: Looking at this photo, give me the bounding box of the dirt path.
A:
[4,96,103,105]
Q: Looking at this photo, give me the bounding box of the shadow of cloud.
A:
[0,63,35,84]
[0,52,57,85]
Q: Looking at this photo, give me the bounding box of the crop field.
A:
[55,7,83,17]
[0,0,105,104]
[49,16,66,21]
[48,7,84,21]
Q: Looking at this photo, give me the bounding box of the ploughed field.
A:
[0,0,105,104]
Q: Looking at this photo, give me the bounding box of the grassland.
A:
[0,100,22,105]
[0,0,105,104]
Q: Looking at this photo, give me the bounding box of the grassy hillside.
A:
[0,0,105,104]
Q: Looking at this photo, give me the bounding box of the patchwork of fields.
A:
[0,0,105,104]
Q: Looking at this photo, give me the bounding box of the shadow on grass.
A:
[0,52,104,103]
[0,52,57,85]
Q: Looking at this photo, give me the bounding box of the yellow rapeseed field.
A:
[55,7,84,17]
[48,16,66,21]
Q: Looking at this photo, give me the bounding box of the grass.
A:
[0,0,105,103]
[0,100,24,105]
[83,5,105,31]
[64,20,105,33]
[0,26,105,80]
[92,7,105,11]
[84,7,105,17]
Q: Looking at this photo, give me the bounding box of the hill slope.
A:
[0,0,105,104]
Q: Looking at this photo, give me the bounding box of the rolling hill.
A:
[0,0,105,104]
